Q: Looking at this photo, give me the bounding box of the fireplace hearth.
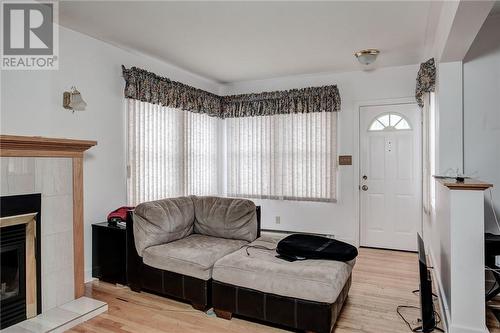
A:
[0,194,41,329]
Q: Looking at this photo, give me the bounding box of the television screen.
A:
[417,233,436,332]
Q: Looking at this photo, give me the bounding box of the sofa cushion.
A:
[212,235,355,303]
[143,234,248,280]
[133,197,194,256]
[192,196,258,242]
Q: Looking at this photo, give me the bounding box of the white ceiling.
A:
[491,1,500,15]
[60,1,434,83]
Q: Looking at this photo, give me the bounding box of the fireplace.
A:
[0,194,41,329]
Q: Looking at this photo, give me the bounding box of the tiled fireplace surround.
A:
[0,136,108,332]
[1,157,75,311]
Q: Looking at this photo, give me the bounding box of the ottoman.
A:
[212,235,354,333]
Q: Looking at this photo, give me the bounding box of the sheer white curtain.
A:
[127,99,219,205]
[184,110,219,196]
[422,92,436,214]
[226,112,337,202]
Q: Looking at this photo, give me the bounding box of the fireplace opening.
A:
[1,248,21,300]
[0,224,27,328]
[1,248,21,301]
[0,194,41,329]
[1,225,26,302]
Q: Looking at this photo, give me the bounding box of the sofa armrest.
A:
[126,211,143,292]
[256,205,261,238]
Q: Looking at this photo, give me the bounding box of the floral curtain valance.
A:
[221,85,341,118]
[122,66,222,117]
[415,58,436,108]
[122,66,341,118]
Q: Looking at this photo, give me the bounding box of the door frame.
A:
[353,97,423,249]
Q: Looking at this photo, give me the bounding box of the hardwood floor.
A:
[68,248,445,333]
[487,296,500,332]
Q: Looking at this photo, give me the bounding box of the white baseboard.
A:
[447,324,489,333]
[260,230,356,246]
[428,249,449,332]
[84,269,94,283]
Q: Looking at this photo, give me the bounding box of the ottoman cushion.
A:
[212,234,354,303]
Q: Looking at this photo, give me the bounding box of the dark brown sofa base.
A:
[212,275,352,333]
[126,207,261,310]
[139,264,211,310]
[126,211,211,310]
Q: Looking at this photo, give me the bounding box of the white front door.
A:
[360,103,421,251]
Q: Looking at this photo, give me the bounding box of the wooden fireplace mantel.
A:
[0,135,97,298]
[0,135,97,157]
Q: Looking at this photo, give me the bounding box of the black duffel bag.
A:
[276,234,358,262]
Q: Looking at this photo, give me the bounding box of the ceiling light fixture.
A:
[355,49,380,65]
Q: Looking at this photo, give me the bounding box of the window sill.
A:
[226,193,337,203]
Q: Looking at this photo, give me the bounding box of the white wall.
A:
[434,61,464,175]
[0,26,220,282]
[1,24,420,281]
[220,65,419,244]
[424,58,465,333]
[423,12,500,331]
[464,14,500,233]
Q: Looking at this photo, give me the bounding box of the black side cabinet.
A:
[92,222,127,285]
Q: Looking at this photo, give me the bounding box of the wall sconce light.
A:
[63,87,87,112]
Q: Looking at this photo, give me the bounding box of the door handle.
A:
[361,185,368,191]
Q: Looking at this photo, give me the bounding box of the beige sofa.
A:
[127,195,353,333]
[126,195,259,309]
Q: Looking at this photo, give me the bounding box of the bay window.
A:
[123,66,340,205]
